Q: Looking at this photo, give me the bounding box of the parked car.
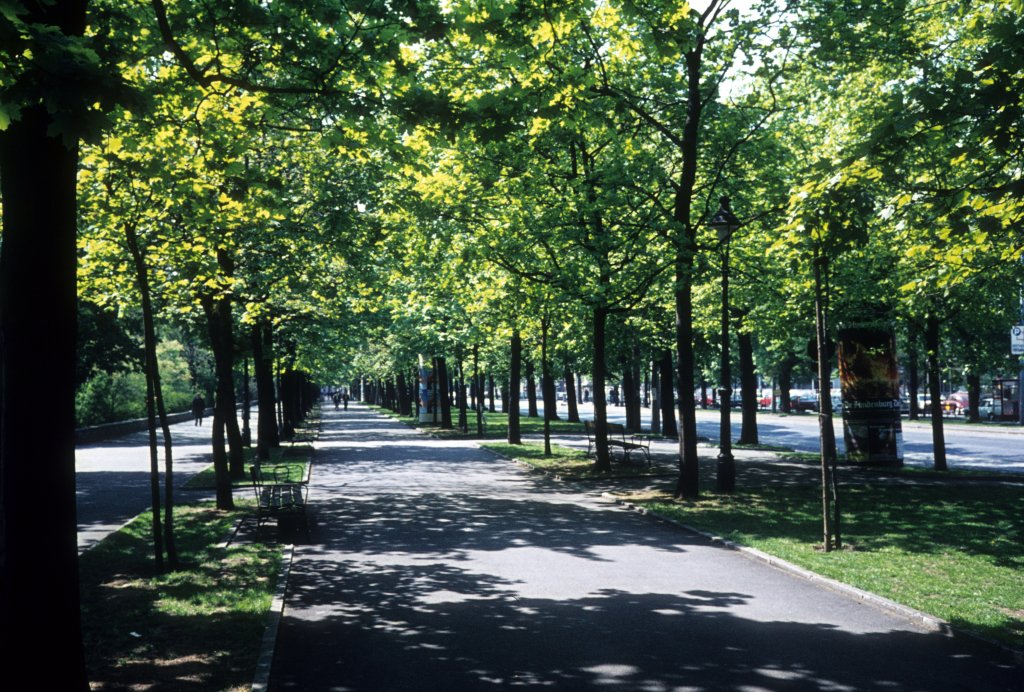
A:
[790,393,819,412]
[978,398,1002,420]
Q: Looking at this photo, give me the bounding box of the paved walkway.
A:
[75,414,221,551]
[268,403,1022,690]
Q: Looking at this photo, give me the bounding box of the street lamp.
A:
[710,196,740,493]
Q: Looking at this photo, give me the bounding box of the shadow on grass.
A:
[80,504,281,691]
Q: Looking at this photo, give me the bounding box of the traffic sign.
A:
[1012,325,1024,355]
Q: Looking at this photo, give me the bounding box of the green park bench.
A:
[249,464,311,539]
[584,420,652,466]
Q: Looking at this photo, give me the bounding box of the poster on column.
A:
[418,362,434,423]
[837,328,904,466]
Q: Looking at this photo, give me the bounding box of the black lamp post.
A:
[710,196,740,493]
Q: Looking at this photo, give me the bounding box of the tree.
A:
[0,1,114,685]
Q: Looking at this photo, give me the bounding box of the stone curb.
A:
[251,543,295,692]
[608,493,1024,665]
[252,416,321,691]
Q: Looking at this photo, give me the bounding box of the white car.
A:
[978,398,1001,420]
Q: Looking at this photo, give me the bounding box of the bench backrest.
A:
[585,420,626,436]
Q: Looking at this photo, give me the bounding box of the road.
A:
[74,415,222,551]
[535,401,1024,473]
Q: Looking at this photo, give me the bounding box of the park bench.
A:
[250,464,311,539]
[584,420,652,466]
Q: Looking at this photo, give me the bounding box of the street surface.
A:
[75,414,229,551]
[269,404,1022,690]
[541,401,1024,473]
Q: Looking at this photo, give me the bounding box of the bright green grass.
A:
[630,483,1024,649]
[483,441,663,478]
[483,441,593,475]
[80,502,281,691]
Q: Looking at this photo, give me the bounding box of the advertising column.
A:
[837,328,904,466]
[418,355,433,423]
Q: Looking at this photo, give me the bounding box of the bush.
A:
[76,371,147,426]
[75,338,213,427]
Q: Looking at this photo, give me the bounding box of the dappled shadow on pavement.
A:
[268,405,1022,691]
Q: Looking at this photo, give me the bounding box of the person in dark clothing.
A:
[342,392,349,411]
[191,394,206,426]
[332,393,340,410]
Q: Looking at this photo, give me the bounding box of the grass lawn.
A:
[80,502,281,691]
[624,483,1024,650]
[482,440,669,478]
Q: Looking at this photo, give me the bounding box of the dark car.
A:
[790,393,819,412]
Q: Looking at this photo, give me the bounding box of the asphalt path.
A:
[75,413,227,551]
[542,401,1024,474]
[268,403,1021,691]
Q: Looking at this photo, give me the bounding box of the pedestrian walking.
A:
[191,394,206,426]
[342,392,349,411]
[332,393,341,410]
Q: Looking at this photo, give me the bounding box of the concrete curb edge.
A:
[251,543,295,692]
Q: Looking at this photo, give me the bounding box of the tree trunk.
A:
[474,345,484,436]
[779,354,796,413]
[737,323,759,445]
[659,350,678,438]
[397,371,412,416]
[592,307,612,471]
[213,250,244,477]
[564,364,580,423]
[907,325,921,420]
[542,317,552,455]
[526,358,539,418]
[437,356,453,429]
[241,357,252,446]
[669,39,710,499]
[280,369,296,437]
[623,356,638,432]
[125,222,173,570]
[630,343,642,431]
[813,255,840,551]
[925,315,948,470]
[508,332,522,444]
[201,295,235,509]
[252,321,279,461]
[651,358,661,434]
[541,337,560,423]
[966,371,981,423]
[488,373,496,412]
[0,36,89,686]
[456,353,468,432]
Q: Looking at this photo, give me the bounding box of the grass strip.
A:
[483,441,664,478]
[624,483,1024,650]
[80,501,281,691]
